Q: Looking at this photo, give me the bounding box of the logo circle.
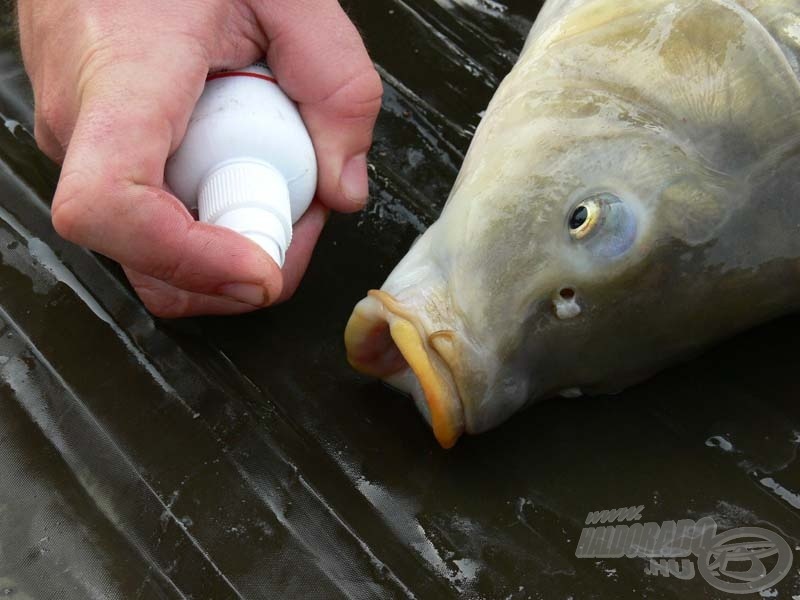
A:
[698,527,793,594]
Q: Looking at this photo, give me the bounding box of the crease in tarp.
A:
[0,303,242,599]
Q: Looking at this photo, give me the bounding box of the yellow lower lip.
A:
[344,290,464,449]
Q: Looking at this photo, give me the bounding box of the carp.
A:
[345,0,800,448]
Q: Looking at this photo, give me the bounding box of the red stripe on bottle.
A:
[206,72,278,84]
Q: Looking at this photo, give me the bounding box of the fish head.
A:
[345,0,800,447]
[346,83,749,448]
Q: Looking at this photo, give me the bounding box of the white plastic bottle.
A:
[165,63,317,267]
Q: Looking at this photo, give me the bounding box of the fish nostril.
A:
[553,287,581,320]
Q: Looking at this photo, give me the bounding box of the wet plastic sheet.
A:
[0,3,798,599]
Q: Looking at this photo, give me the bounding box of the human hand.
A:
[17,0,382,317]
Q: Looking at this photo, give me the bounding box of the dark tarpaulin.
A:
[0,2,798,599]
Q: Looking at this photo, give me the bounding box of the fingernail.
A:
[219,283,267,307]
[341,153,369,207]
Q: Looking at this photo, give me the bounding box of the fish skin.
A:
[346,0,800,445]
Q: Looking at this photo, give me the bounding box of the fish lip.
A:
[344,290,466,449]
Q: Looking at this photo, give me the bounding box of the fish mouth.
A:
[344,290,465,449]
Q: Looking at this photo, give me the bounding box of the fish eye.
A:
[568,199,602,240]
[567,193,637,258]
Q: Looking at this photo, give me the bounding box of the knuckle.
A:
[146,258,184,287]
[78,38,121,82]
[137,287,190,319]
[321,67,384,119]
[360,67,385,102]
[145,295,190,319]
[355,68,384,113]
[50,171,94,242]
[50,205,74,242]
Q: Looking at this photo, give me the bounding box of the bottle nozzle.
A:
[198,159,293,267]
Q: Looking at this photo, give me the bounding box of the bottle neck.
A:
[198,159,293,267]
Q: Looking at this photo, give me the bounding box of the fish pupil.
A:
[569,206,588,230]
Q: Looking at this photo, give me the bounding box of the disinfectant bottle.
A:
[165,63,317,267]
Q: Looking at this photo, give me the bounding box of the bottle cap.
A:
[198,159,293,267]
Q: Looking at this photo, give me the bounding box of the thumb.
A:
[253,0,383,213]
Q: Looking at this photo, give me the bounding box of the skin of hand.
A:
[16,0,383,317]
